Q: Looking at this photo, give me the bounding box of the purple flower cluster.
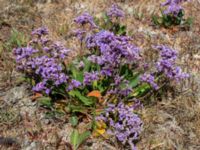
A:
[73,29,87,41]
[108,75,132,97]
[161,0,189,15]
[97,102,143,150]
[154,45,189,81]
[86,30,140,67]
[107,4,125,18]
[83,71,99,85]
[13,47,38,63]
[140,73,159,90]
[84,30,140,97]
[67,79,82,91]
[31,27,49,36]
[50,42,70,59]
[16,54,68,94]
[13,27,71,94]
[74,12,97,28]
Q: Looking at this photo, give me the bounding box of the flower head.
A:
[154,45,189,81]
[140,73,159,90]
[74,12,97,28]
[83,71,99,85]
[161,0,190,16]
[107,4,125,18]
[97,102,143,150]
[67,79,82,91]
[32,27,49,36]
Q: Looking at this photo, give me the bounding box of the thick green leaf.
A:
[38,97,52,108]
[77,131,91,148]
[92,80,98,89]
[83,57,91,72]
[75,92,94,106]
[132,83,151,97]
[70,130,91,150]
[69,90,94,106]
[70,129,79,150]
[70,64,84,82]
[68,90,76,97]
[129,74,140,88]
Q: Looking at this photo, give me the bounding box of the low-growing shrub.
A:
[13,4,189,149]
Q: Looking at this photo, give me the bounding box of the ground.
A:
[0,0,200,150]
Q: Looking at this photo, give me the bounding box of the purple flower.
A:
[86,30,140,68]
[161,0,189,6]
[32,81,47,92]
[83,71,99,85]
[107,4,125,18]
[31,27,49,36]
[114,75,123,86]
[78,61,85,69]
[13,27,73,95]
[67,79,82,91]
[140,73,159,90]
[119,88,132,96]
[164,3,182,15]
[71,79,82,87]
[51,42,70,59]
[161,0,190,16]
[73,29,86,41]
[74,12,97,28]
[13,47,38,63]
[100,69,112,76]
[40,37,50,45]
[97,102,143,150]
[154,45,189,81]
[88,55,105,65]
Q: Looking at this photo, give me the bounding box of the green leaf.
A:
[69,90,94,106]
[83,57,91,72]
[68,90,76,97]
[177,10,184,18]
[152,15,161,26]
[118,25,127,35]
[102,12,110,23]
[162,15,173,27]
[38,97,52,108]
[183,17,193,28]
[70,116,78,127]
[92,80,98,89]
[69,105,88,113]
[77,131,91,148]
[70,129,79,150]
[70,130,91,150]
[129,74,140,88]
[131,83,151,97]
[70,64,84,82]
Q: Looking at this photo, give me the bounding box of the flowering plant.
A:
[13,4,189,150]
[152,0,192,28]
[96,102,143,150]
